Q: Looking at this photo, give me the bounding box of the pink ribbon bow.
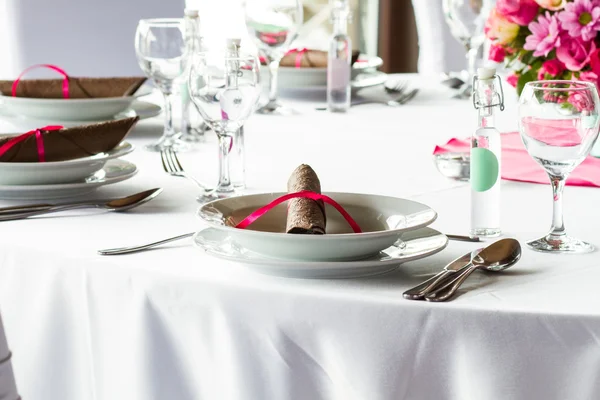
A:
[12,64,71,98]
[235,190,363,233]
[0,126,64,162]
[286,48,309,68]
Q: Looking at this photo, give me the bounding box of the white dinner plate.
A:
[0,100,161,128]
[198,192,437,262]
[194,227,448,279]
[0,159,137,200]
[0,141,134,185]
[275,55,384,88]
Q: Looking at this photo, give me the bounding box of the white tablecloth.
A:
[1,75,600,400]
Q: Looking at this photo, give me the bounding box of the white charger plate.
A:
[194,227,448,279]
[198,192,437,262]
[275,55,384,88]
[0,141,134,185]
[0,100,161,128]
[0,159,137,200]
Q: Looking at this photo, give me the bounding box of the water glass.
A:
[518,80,600,253]
[135,18,189,152]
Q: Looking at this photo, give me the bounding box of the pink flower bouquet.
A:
[486,0,600,94]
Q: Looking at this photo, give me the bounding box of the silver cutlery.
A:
[384,80,408,95]
[403,249,482,300]
[446,234,480,242]
[98,232,194,255]
[315,89,419,111]
[0,188,162,221]
[160,149,210,191]
[425,239,522,302]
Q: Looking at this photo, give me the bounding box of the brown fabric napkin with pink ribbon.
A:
[434,132,600,187]
[0,77,147,99]
[276,49,361,68]
[0,117,139,162]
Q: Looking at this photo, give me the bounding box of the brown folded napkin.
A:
[286,164,326,234]
[0,117,139,162]
[0,77,147,99]
[279,50,360,68]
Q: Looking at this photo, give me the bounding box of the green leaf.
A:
[517,69,537,95]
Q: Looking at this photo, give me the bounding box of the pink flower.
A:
[524,12,562,57]
[497,0,540,26]
[578,70,600,91]
[558,0,600,41]
[589,48,600,75]
[485,8,521,44]
[537,59,566,79]
[556,36,596,71]
[569,91,594,111]
[507,73,519,87]
[534,0,567,10]
[489,45,506,62]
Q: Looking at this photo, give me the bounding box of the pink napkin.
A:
[433,132,600,187]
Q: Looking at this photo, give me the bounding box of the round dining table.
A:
[0,74,599,400]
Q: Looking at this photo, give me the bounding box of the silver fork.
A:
[160,149,210,191]
[384,80,408,95]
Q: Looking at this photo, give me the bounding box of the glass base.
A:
[470,228,501,238]
[527,234,595,254]
[145,136,190,152]
[196,188,238,204]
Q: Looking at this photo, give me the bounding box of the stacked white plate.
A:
[0,84,161,126]
[195,192,447,278]
[275,55,387,89]
[0,142,138,200]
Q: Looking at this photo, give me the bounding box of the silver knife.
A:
[403,249,482,300]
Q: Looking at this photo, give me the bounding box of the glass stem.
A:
[267,59,280,104]
[549,174,566,238]
[162,90,177,140]
[216,134,233,193]
[466,47,479,86]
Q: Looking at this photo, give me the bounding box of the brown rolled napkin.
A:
[286,164,326,235]
[279,50,361,68]
[0,116,139,162]
[0,77,147,99]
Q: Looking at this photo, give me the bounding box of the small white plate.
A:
[0,159,137,200]
[194,227,448,279]
[0,100,161,127]
[0,141,134,185]
[198,192,437,262]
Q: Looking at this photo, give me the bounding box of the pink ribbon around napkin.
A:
[235,191,363,233]
[433,132,600,187]
[0,125,64,162]
[12,64,70,98]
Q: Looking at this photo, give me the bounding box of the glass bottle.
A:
[470,67,504,237]
[181,8,205,143]
[327,0,352,112]
[225,38,246,189]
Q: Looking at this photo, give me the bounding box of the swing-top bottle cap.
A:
[184,8,199,17]
[477,67,496,80]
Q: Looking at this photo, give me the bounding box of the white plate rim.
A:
[0,159,137,191]
[0,141,134,168]
[193,227,448,269]
[198,192,437,239]
[277,55,384,73]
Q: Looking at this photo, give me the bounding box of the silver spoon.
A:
[0,188,162,221]
[403,248,482,300]
[98,232,194,255]
[425,238,522,302]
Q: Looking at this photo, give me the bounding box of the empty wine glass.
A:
[189,51,261,202]
[442,0,495,99]
[519,81,600,253]
[244,0,303,115]
[135,18,189,152]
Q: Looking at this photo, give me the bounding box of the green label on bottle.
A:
[471,148,499,192]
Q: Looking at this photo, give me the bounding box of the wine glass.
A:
[243,0,303,115]
[188,51,261,202]
[518,81,600,253]
[135,18,189,152]
[442,0,495,99]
